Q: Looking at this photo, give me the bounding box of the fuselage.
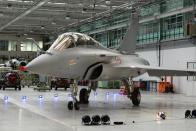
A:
[27,47,149,80]
[26,32,150,80]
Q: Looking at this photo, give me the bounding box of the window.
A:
[140,4,160,17]
[160,0,183,13]
[8,41,17,51]
[50,33,104,51]
[0,40,8,51]
[108,28,127,48]
[52,35,75,51]
[187,62,196,81]
[138,21,159,44]
[184,0,195,7]
[161,14,184,40]
[95,32,108,47]
[21,41,43,51]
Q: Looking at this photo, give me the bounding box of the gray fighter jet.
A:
[26,13,196,110]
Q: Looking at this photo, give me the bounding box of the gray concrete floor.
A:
[0,87,196,131]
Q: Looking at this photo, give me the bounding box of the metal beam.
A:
[0,0,50,31]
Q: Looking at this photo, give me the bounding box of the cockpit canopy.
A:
[49,32,104,51]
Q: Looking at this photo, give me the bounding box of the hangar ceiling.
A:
[0,0,157,36]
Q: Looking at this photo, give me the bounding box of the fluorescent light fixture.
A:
[51,22,56,25]
[105,0,111,5]
[41,25,45,29]
[26,37,33,40]
[65,15,70,20]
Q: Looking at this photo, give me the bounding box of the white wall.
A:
[136,41,196,96]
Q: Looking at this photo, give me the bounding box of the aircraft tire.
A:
[2,85,5,90]
[68,101,73,110]
[79,88,89,104]
[18,86,21,91]
[131,88,141,106]
[74,102,80,110]
[55,86,57,91]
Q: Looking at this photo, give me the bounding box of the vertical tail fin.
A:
[118,11,139,54]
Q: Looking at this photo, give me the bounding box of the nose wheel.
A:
[68,101,80,110]
[67,79,80,110]
[67,88,89,110]
[74,102,80,110]
[68,101,73,110]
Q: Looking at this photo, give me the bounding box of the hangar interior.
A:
[0,0,196,95]
[0,0,196,131]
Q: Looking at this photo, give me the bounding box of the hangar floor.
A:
[0,87,196,131]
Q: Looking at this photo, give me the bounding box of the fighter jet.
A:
[26,13,196,110]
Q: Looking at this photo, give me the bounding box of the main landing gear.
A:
[67,79,91,110]
[67,78,141,110]
[121,78,141,106]
[79,88,90,104]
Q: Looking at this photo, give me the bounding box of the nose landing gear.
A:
[68,79,80,110]
[121,78,141,106]
[68,79,91,110]
[68,101,73,110]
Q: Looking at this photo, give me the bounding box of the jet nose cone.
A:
[26,57,41,73]
[26,54,49,73]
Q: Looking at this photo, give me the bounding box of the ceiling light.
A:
[26,38,33,40]
[105,0,111,5]
[65,15,70,20]
[51,22,56,25]
[41,25,45,29]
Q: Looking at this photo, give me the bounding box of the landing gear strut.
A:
[121,78,141,106]
[68,79,80,110]
[68,80,92,110]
